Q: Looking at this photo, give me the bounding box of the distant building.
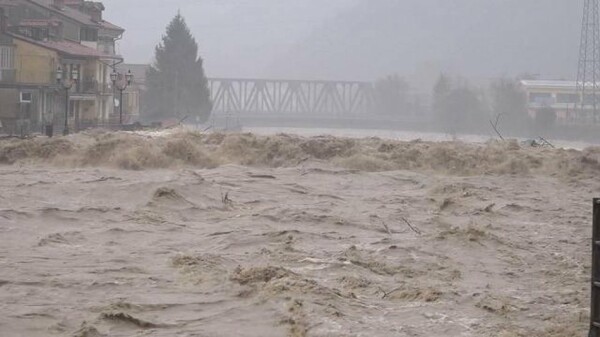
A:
[520,80,596,124]
[0,0,124,134]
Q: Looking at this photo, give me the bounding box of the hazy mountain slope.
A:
[268,0,582,83]
[102,0,583,82]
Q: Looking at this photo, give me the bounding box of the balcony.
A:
[76,80,112,95]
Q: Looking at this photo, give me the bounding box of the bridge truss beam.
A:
[208,78,374,116]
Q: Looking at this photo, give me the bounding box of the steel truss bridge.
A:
[208,78,374,116]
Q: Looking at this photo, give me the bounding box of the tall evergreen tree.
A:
[432,74,487,134]
[145,13,212,122]
[374,74,411,116]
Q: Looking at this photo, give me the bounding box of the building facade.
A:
[0,0,124,135]
[520,80,597,124]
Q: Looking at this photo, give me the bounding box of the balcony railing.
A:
[76,80,112,94]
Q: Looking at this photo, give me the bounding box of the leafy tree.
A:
[374,74,411,116]
[490,78,530,134]
[432,74,486,134]
[145,13,212,122]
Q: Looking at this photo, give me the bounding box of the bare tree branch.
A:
[489,113,505,141]
[401,217,421,235]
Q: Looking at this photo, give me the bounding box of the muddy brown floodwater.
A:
[0,130,597,336]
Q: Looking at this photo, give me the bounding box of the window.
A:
[556,93,580,104]
[529,92,553,105]
[20,92,32,103]
[80,28,98,42]
[16,27,49,41]
[0,45,14,69]
[32,28,49,41]
[584,94,600,105]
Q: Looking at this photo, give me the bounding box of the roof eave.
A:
[7,32,121,59]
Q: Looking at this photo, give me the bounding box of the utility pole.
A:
[577,0,600,123]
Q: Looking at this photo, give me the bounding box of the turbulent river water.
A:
[0,128,596,336]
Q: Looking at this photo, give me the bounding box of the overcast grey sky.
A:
[101,0,357,78]
[102,0,583,85]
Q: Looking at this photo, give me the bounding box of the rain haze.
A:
[103,0,581,82]
[1,1,600,336]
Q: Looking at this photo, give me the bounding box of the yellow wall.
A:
[14,39,59,84]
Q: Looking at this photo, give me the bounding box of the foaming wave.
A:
[1,131,599,177]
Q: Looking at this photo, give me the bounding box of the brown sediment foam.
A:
[383,286,443,302]
[100,311,164,328]
[1,131,600,177]
[230,266,293,285]
[72,324,105,337]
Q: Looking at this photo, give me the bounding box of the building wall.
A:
[0,87,52,134]
[7,3,81,42]
[14,39,58,84]
[80,40,97,50]
[0,88,19,120]
[0,37,59,134]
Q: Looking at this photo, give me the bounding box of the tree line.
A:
[373,73,556,136]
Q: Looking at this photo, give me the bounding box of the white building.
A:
[520,80,598,124]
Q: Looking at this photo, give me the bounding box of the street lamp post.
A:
[56,66,78,136]
[111,69,133,127]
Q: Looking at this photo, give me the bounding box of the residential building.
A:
[520,80,597,124]
[0,0,124,134]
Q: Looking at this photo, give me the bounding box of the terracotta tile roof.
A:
[7,31,121,59]
[42,39,113,58]
[98,20,123,31]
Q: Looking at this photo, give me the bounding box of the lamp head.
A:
[125,70,133,85]
[71,68,79,82]
[56,66,63,84]
[110,69,118,83]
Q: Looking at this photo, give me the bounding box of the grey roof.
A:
[118,63,149,84]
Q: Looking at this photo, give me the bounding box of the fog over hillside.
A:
[271,0,582,84]
[103,0,582,85]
